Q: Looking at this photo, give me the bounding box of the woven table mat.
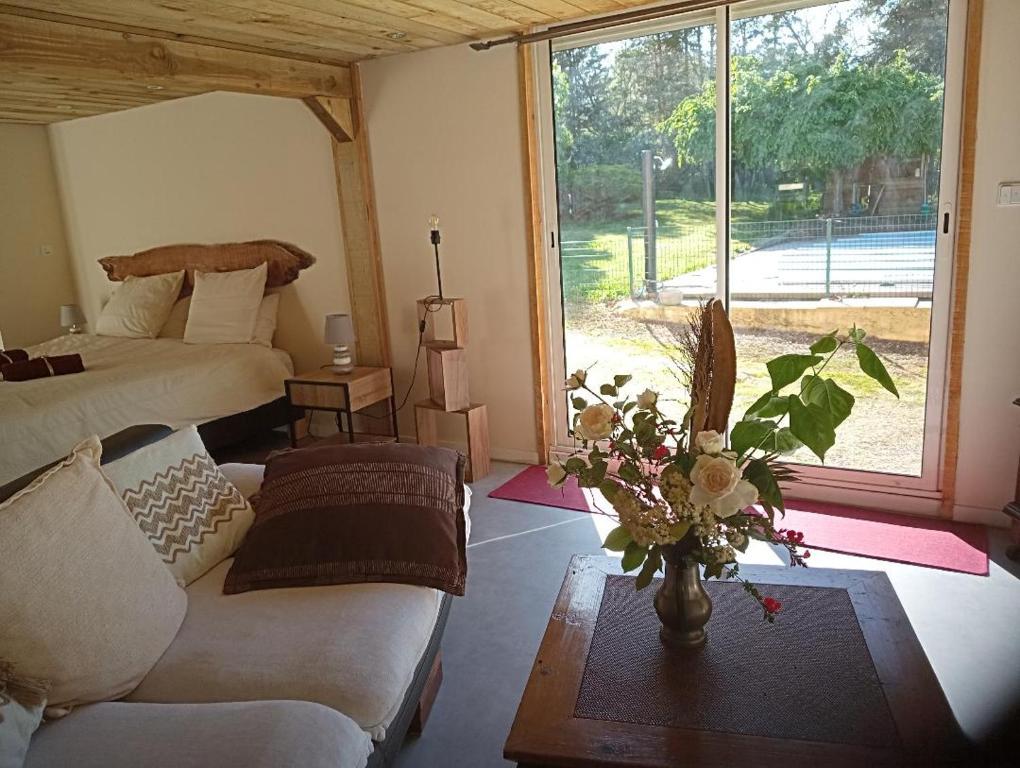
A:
[573,575,901,748]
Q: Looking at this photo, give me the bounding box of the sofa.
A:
[4,427,469,768]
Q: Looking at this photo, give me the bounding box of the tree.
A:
[664,52,943,214]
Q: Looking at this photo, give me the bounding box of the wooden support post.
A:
[304,66,390,370]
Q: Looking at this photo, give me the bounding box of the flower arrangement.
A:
[548,315,898,623]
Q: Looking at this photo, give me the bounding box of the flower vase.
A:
[654,543,713,649]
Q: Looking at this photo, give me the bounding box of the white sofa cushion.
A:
[0,436,187,711]
[25,700,372,768]
[127,558,442,741]
[103,427,254,586]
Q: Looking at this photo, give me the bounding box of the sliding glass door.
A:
[537,0,966,500]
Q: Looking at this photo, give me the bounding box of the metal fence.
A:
[560,213,938,303]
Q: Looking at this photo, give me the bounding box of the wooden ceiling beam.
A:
[303,96,356,143]
[0,11,352,100]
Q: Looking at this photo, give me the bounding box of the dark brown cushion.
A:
[223,443,467,596]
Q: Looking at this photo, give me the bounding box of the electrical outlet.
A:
[997,182,1020,206]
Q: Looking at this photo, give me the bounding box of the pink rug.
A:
[488,465,989,575]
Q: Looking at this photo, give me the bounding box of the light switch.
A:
[998,182,1020,206]
[39,244,53,256]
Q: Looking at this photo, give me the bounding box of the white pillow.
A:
[0,437,187,711]
[94,271,184,338]
[161,292,278,347]
[103,426,255,586]
[0,694,44,768]
[251,292,280,348]
[184,262,268,344]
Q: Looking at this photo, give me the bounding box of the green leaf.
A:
[766,354,823,391]
[730,418,777,457]
[809,332,839,354]
[787,395,835,461]
[801,375,855,428]
[598,478,620,502]
[855,343,899,398]
[745,391,790,419]
[621,542,648,573]
[744,458,785,514]
[602,525,632,552]
[599,383,618,397]
[564,457,587,474]
[771,427,803,454]
[617,462,642,484]
[849,326,867,343]
[570,396,587,411]
[614,374,632,388]
[635,546,662,590]
[668,521,692,541]
[578,459,608,488]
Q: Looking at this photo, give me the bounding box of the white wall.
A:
[952,0,1020,524]
[360,44,539,463]
[0,125,76,347]
[48,92,348,373]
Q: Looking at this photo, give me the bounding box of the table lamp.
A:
[324,313,356,373]
[60,304,85,334]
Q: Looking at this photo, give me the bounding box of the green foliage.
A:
[558,165,643,221]
[856,343,900,398]
[734,327,899,463]
[664,53,944,214]
[602,525,633,552]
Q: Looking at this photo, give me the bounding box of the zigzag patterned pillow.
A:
[102,426,255,586]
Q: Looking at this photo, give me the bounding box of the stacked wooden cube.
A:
[414,297,490,481]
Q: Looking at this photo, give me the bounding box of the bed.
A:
[0,333,293,486]
[0,240,315,486]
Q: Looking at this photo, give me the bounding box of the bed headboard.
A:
[98,240,315,292]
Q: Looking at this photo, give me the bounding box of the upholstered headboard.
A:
[98,240,315,292]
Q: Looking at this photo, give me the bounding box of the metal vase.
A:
[654,543,713,649]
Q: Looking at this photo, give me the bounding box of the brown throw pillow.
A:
[223,443,467,596]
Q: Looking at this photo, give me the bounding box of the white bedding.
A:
[0,334,293,485]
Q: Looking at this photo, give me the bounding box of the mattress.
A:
[0,334,293,485]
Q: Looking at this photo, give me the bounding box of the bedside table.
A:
[285,367,398,448]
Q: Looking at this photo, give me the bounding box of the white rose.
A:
[695,430,726,454]
[546,463,567,487]
[636,389,658,409]
[690,454,740,506]
[564,369,587,390]
[575,403,615,441]
[711,478,758,518]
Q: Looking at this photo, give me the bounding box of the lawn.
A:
[558,199,773,300]
[562,305,930,476]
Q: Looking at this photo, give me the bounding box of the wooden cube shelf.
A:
[426,343,470,412]
[417,297,467,348]
[414,400,490,482]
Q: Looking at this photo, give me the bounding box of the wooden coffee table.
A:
[504,556,967,768]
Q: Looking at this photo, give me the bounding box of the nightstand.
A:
[285,367,398,448]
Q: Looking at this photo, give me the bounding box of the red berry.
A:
[762,597,782,614]
[653,445,670,460]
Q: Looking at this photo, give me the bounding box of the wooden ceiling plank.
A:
[0,12,352,99]
[0,2,359,63]
[506,1,590,22]
[282,0,473,46]
[210,0,451,52]
[0,1,401,62]
[399,0,524,29]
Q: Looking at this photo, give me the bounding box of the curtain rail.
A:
[470,0,731,50]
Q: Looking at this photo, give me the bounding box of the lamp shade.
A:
[324,313,355,345]
[60,304,84,327]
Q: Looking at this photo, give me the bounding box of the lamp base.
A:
[329,345,354,374]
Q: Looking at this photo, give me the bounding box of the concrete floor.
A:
[394,462,1020,768]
